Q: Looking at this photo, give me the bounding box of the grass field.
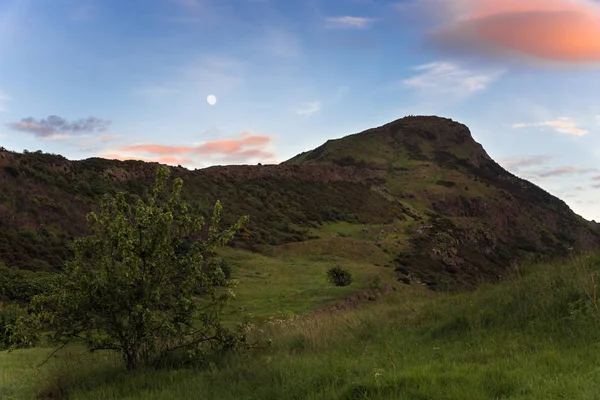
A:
[3,244,600,399]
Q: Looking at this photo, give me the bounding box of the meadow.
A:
[2,226,600,399]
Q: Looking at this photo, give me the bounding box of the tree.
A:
[15,167,249,371]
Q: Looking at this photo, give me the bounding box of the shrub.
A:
[13,167,250,371]
[327,266,353,287]
[0,304,25,350]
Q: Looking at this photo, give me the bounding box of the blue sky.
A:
[1,0,600,221]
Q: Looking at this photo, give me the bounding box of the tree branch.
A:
[38,341,69,368]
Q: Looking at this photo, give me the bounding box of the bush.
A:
[0,304,25,350]
[327,266,353,287]
[0,266,57,302]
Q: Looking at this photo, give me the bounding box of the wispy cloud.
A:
[429,0,600,64]
[512,117,588,136]
[6,115,111,139]
[295,101,321,117]
[104,131,276,166]
[403,61,503,95]
[521,166,597,179]
[499,154,554,170]
[325,16,377,29]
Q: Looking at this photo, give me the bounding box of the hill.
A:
[1,115,599,291]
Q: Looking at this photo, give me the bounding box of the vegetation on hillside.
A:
[2,116,598,291]
[12,167,250,371]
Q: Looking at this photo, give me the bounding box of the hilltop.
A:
[1,115,598,290]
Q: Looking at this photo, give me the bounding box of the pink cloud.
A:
[104,154,193,165]
[431,0,600,63]
[512,118,588,136]
[103,131,276,167]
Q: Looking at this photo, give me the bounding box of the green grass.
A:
[218,246,395,323]
[4,252,600,399]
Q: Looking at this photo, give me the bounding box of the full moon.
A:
[207,94,217,106]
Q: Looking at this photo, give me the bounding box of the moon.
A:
[206,94,217,106]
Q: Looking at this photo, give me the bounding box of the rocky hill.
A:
[1,115,598,290]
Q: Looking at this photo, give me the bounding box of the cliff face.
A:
[1,116,598,290]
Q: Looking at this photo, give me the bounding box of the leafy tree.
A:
[15,167,249,371]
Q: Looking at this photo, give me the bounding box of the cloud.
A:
[428,0,600,63]
[295,101,321,117]
[104,131,276,166]
[325,16,377,29]
[512,117,588,136]
[521,166,597,179]
[403,61,503,95]
[6,115,111,139]
[499,154,554,170]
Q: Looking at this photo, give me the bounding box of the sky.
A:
[1,0,600,221]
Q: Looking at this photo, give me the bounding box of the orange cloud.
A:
[433,0,600,62]
[512,118,588,136]
[103,131,276,167]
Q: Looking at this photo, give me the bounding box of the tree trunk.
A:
[125,348,140,371]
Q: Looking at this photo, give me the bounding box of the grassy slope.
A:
[3,244,600,399]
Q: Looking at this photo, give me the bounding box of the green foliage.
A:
[0,266,57,302]
[327,266,353,287]
[13,167,250,371]
[0,304,24,350]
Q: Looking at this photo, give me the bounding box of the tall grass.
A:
[3,253,600,399]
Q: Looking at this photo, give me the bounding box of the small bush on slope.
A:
[327,266,353,287]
